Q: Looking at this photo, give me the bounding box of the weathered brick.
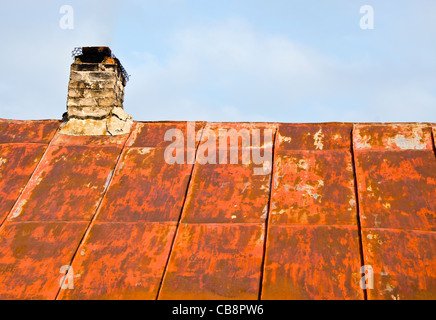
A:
[68,106,112,118]
[96,97,117,108]
[81,89,116,99]
[71,63,101,72]
[68,80,116,90]
[87,72,116,81]
[67,97,98,108]
[69,71,85,81]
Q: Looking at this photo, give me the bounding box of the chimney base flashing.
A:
[59,111,133,136]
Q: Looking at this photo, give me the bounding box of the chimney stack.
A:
[60,47,133,136]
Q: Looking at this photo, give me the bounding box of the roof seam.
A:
[351,123,368,300]
[0,122,61,230]
[431,127,436,160]
[54,123,136,300]
[155,123,207,300]
[258,126,278,300]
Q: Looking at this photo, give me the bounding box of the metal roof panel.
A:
[58,222,176,300]
[262,225,363,300]
[159,223,265,300]
[0,221,88,299]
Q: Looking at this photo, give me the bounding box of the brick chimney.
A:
[60,47,133,136]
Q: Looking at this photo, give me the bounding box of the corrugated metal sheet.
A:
[0,119,435,300]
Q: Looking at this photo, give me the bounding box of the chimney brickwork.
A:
[60,47,133,136]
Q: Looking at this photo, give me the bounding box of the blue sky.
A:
[0,0,435,122]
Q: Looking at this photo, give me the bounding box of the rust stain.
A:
[182,159,271,224]
[199,122,277,150]
[277,123,352,151]
[362,229,436,300]
[52,130,130,146]
[355,150,436,231]
[262,123,362,299]
[127,121,205,148]
[433,126,436,150]
[262,225,363,300]
[58,222,177,300]
[159,223,265,300]
[0,222,88,299]
[355,123,436,300]
[182,122,275,223]
[8,145,122,222]
[354,123,433,151]
[0,119,59,144]
[271,150,356,225]
[0,144,48,222]
[98,147,193,222]
[1,120,435,300]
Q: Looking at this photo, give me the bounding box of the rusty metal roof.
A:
[0,118,435,300]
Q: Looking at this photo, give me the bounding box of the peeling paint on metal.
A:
[262,225,363,300]
[159,224,264,300]
[0,222,88,299]
[59,222,177,300]
[7,145,122,222]
[98,146,193,222]
[362,229,436,300]
[354,124,433,151]
[0,144,49,223]
[0,120,435,300]
[0,119,59,144]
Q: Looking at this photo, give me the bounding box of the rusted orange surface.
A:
[199,122,277,150]
[354,123,436,300]
[262,226,362,300]
[182,122,274,223]
[0,119,59,144]
[362,229,436,300]
[276,123,352,151]
[270,150,356,225]
[182,161,271,223]
[159,223,264,300]
[355,150,436,230]
[8,145,122,222]
[0,119,59,224]
[53,131,129,146]
[354,123,433,151]
[0,120,435,300]
[98,147,193,222]
[0,222,88,299]
[0,144,48,223]
[96,121,203,222]
[126,121,205,148]
[433,126,436,149]
[263,123,363,299]
[59,222,177,300]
